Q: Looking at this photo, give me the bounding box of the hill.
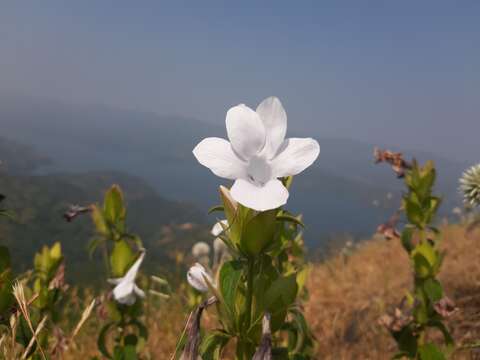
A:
[0,94,467,242]
[0,170,209,282]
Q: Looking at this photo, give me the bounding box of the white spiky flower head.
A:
[191,241,211,259]
[460,164,480,207]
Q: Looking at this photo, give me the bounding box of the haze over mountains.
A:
[0,94,468,243]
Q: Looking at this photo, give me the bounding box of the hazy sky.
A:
[1,1,479,162]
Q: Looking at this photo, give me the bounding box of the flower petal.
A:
[211,219,228,237]
[134,285,146,299]
[193,137,247,180]
[256,96,287,159]
[226,104,266,159]
[271,138,320,178]
[107,278,122,285]
[230,178,289,211]
[113,279,135,304]
[124,251,145,283]
[119,293,137,306]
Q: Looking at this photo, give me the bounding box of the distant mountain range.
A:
[0,94,467,245]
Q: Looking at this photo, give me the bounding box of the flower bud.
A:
[187,263,213,292]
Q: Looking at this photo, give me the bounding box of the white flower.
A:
[460,164,480,207]
[193,96,320,211]
[211,219,229,237]
[191,241,211,259]
[187,263,214,292]
[108,252,145,305]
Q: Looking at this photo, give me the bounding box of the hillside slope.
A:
[0,171,209,281]
[64,224,480,359]
[306,224,480,359]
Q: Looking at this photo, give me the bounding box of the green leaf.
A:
[418,343,446,360]
[401,226,415,253]
[264,274,298,312]
[199,331,231,360]
[0,246,11,272]
[110,240,134,277]
[219,260,244,318]
[412,241,438,278]
[242,209,277,255]
[428,320,454,350]
[208,205,224,214]
[97,322,115,359]
[91,205,109,236]
[276,214,305,228]
[392,325,418,358]
[405,197,424,228]
[104,185,126,224]
[423,278,443,302]
[412,252,433,279]
[49,242,62,261]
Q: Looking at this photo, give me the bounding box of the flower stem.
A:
[237,256,255,360]
[245,256,255,330]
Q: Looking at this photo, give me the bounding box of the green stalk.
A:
[237,256,256,360]
[245,256,255,330]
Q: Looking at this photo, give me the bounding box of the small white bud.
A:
[187,263,213,292]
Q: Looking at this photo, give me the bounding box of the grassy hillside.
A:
[0,171,210,282]
[63,224,480,359]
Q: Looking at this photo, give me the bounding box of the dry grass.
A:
[306,224,480,359]
[64,224,480,359]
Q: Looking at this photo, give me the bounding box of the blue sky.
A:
[1,1,479,162]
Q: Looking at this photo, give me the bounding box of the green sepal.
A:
[110,240,134,278]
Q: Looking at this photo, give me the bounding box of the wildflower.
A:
[187,263,214,292]
[108,251,145,305]
[459,163,480,207]
[193,96,320,211]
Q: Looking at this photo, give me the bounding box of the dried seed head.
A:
[49,263,68,292]
[434,297,458,318]
[63,204,92,222]
[460,164,480,207]
[374,147,412,178]
[376,212,400,240]
[379,307,413,333]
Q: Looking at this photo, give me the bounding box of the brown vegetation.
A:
[64,225,480,359]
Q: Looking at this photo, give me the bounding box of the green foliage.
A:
[385,160,454,359]
[0,246,14,318]
[179,182,315,360]
[0,172,209,284]
[90,185,150,359]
